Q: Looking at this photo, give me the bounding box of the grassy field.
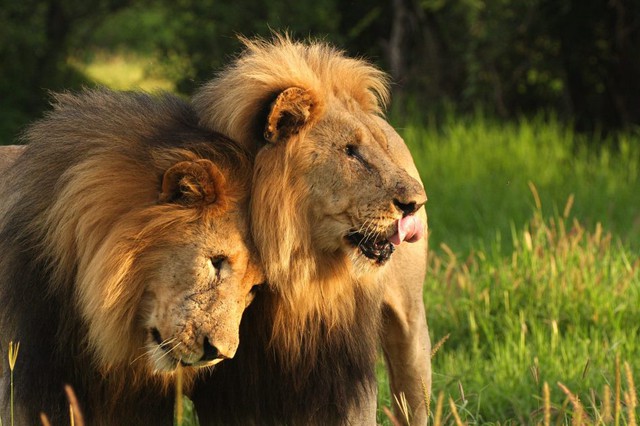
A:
[6,55,640,425]
[373,115,640,424]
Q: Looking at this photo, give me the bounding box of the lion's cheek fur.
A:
[250,147,388,370]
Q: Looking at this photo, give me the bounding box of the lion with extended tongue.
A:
[192,34,430,425]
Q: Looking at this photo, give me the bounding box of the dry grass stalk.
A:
[431,334,450,359]
[528,181,542,211]
[448,397,465,426]
[393,392,411,425]
[39,413,52,426]
[383,406,404,426]
[543,382,551,426]
[615,354,621,426]
[557,382,585,426]
[563,194,575,219]
[7,341,19,426]
[64,385,85,426]
[458,381,466,404]
[433,392,444,426]
[175,363,184,426]
[421,377,431,425]
[625,361,637,426]
[602,384,612,424]
[625,392,637,426]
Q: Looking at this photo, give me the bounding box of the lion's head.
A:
[106,154,265,374]
[193,35,426,360]
[0,91,265,418]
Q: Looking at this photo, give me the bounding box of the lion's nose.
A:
[393,180,427,217]
[201,337,226,362]
[393,194,426,217]
[393,199,419,216]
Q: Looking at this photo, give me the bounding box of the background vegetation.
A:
[2,0,640,142]
[1,0,638,424]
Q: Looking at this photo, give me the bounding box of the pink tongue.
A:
[389,215,424,246]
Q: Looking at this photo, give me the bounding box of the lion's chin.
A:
[147,327,224,373]
[345,232,395,265]
[149,349,224,374]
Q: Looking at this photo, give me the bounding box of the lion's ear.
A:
[159,159,226,206]
[264,87,317,143]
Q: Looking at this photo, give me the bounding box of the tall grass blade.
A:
[615,354,621,426]
[431,334,450,359]
[433,392,444,426]
[174,364,184,426]
[393,392,411,425]
[543,382,551,426]
[421,377,431,425]
[64,385,85,426]
[448,397,465,426]
[382,406,404,426]
[603,385,612,424]
[40,413,52,426]
[7,341,19,426]
[625,362,637,426]
[557,382,585,426]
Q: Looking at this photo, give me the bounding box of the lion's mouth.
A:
[346,232,395,264]
[149,328,223,371]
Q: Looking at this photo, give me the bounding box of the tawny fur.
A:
[193,34,392,363]
[195,33,389,154]
[0,90,262,425]
[192,34,431,425]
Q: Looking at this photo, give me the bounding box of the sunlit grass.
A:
[7,341,19,426]
[418,193,639,424]
[397,112,640,255]
[68,52,175,92]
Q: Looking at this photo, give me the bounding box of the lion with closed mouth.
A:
[0,89,264,425]
[192,35,430,425]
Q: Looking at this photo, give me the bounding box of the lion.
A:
[0,144,24,175]
[191,35,431,425]
[0,89,264,425]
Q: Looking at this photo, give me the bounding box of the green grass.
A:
[374,114,639,424]
[68,52,176,92]
[398,112,640,255]
[424,204,638,424]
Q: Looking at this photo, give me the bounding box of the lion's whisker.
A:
[159,337,178,349]
[361,219,378,245]
[155,341,182,364]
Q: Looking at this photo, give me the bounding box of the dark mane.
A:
[0,89,250,425]
[193,286,382,425]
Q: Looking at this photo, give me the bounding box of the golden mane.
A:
[0,89,254,424]
[193,33,390,152]
[193,35,391,369]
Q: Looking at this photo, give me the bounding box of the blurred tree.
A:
[541,0,640,130]
[0,0,131,142]
[385,0,640,130]
[1,0,639,144]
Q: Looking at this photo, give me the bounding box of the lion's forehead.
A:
[319,106,389,151]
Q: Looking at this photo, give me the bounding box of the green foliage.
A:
[395,111,640,255]
[174,395,200,426]
[423,203,639,423]
[0,0,130,143]
[374,115,640,424]
[3,0,639,143]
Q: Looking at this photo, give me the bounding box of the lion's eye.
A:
[344,144,367,166]
[344,144,358,158]
[210,255,227,280]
